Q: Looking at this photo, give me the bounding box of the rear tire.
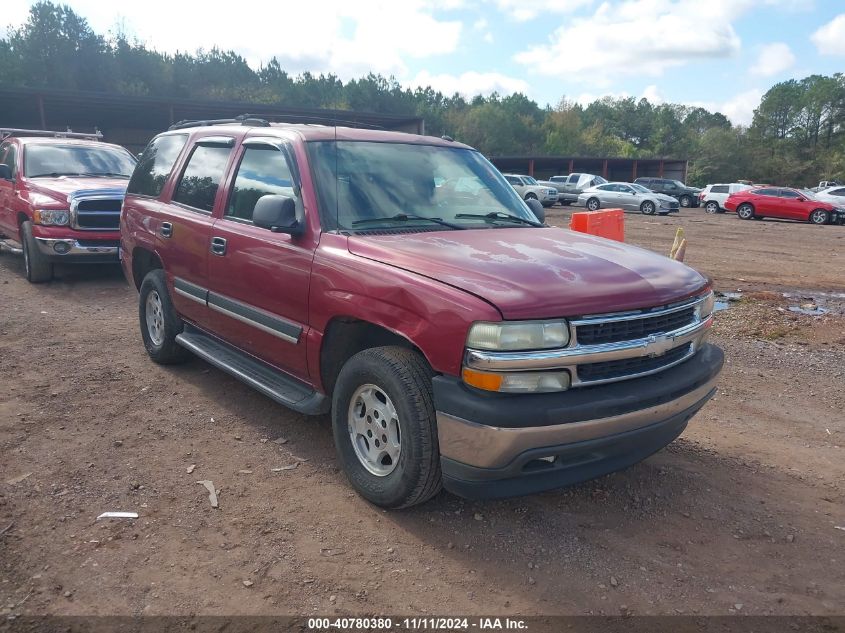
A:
[20,221,53,283]
[705,201,720,214]
[737,203,755,220]
[138,269,189,365]
[640,201,656,215]
[586,197,600,211]
[810,209,830,225]
[332,346,441,509]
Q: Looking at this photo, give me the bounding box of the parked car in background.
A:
[634,177,701,208]
[698,183,753,214]
[122,118,722,508]
[0,128,136,282]
[578,182,680,215]
[724,186,845,224]
[503,173,558,207]
[813,185,845,205]
[543,173,607,206]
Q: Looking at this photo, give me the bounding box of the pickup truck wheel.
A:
[138,269,189,365]
[586,197,600,211]
[640,201,656,215]
[810,209,830,225]
[679,195,692,207]
[705,201,720,214]
[737,203,755,220]
[524,193,538,201]
[20,221,53,283]
[332,346,441,509]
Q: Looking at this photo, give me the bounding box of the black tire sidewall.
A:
[21,221,52,283]
[641,202,655,215]
[738,204,754,219]
[138,269,186,364]
[587,198,599,211]
[332,348,439,509]
[811,210,829,225]
[680,195,691,207]
[705,202,719,214]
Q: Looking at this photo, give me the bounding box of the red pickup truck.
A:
[0,129,136,282]
[121,118,723,508]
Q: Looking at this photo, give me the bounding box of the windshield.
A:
[671,180,686,188]
[631,183,651,193]
[25,144,136,178]
[307,141,539,231]
[524,176,539,185]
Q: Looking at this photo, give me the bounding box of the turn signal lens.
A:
[462,368,571,393]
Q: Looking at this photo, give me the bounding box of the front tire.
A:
[705,201,720,214]
[586,197,600,211]
[810,209,830,225]
[737,203,755,220]
[20,221,53,283]
[679,195,692,208]
[332,347,441,509]
[138,269,189,365]
[640,201,656,215]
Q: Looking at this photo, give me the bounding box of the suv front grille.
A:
[72,197,123,230]
[576,306,696,345]
[576,343,692,383]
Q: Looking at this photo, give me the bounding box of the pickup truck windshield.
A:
[308,141,538,231]
[25,144,136,178]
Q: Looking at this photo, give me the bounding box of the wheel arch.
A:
[319,317,432,398]
[131,246,164,291]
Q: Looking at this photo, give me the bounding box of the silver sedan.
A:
[577,182,680,215]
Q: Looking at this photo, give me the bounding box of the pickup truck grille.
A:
[576,343,692,383]
[576,306,696,345]
[69,189,126,231]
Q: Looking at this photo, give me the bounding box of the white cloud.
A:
[495,0,594,21]
[811,13,845,56]
[472,16,494,42]
[410,70,530,97]
[641,85,664,104]
[688,88,763,125]
[750,42,795,76]
[2,0,462,79]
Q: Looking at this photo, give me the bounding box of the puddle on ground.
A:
[714,291,742,312]
[782,291,844,317]
[787,304,830,316]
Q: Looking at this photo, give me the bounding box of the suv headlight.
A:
[33,209,70,226]
[467,320,570,351]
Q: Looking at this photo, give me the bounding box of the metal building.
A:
[490,155,689,183]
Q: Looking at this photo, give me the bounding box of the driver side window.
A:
[0,143,16,175]
[226,147,295,222]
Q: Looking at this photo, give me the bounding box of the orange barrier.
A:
[569,209,625,242]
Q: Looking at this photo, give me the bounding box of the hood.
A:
[25,176,129,203]
[347,227,708,319]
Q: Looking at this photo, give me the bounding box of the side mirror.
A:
[253,194,301,236]
[0,164,12,181]
[525,197,545,223]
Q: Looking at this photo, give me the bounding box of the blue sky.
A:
[4,0,845,125]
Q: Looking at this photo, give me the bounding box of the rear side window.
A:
[173,144,233,213]
[754,188,778,196]
[830,188,845,196]
[127,134,188,197]
[226,147,294,222]
[711,185,729,194]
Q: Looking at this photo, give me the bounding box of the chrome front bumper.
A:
[35,238,119,258]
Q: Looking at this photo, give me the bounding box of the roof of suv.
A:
[165,123,474,149]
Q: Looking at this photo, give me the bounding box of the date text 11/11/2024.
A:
[307,617,529,630]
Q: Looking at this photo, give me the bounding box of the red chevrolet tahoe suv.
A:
[724,186,845,224]
[0,129,137,282]
[121,118,723,508]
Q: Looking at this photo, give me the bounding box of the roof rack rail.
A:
[167,113,385,131]
[0,127,103,142]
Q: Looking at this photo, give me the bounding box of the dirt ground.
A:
[1,210,843,618]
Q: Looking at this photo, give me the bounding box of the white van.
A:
[699,183,753,213]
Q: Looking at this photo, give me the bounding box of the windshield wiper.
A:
[454,211,543,227]
[79,172,131,178]
[28,171,131,178]
[351,213,465,230]
[28,172,88,178]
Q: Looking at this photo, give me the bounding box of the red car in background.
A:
[724,186,845,225]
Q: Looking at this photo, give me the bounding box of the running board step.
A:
[175,326,329,415]
[0,239,23,255]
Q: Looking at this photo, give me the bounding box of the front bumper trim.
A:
[437,373,718,470]
[35,238,119,258]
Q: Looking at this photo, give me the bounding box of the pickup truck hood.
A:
[347,227,708,319]
[25,176,129,203]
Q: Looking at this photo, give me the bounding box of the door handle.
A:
[210,236,227,256]
[159,222,173,238]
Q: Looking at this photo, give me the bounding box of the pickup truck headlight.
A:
[467,320,570,351]
[33,209,70,226]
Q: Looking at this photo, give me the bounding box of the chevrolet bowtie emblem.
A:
[646,333,675,357]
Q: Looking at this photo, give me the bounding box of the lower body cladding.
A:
[434,344,723,499]
[34,237,120,264]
